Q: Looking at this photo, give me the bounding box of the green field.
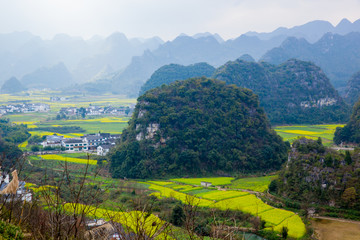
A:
[1,91,135,136]
[147,181,306,239]
[171,177,234,186]
[228,175,277,192]
[31,154,98,165]
[274,124,344,146]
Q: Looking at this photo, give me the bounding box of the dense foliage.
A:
[109,77,288,178]
[0,118,30,144]
[139,63,215,95]
[344,71,360,105]
[274,138,360,210]
[0,77,25,94]
[0,118,29,170]
[32,126,85,133]
[334,99,360,144]
[212,59,350,124]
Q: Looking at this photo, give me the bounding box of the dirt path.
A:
[311,217,360,240]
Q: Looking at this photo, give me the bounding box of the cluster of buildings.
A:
[0,103,50,115]
[41,132,121,156]
[50,96,68,102]
[59,105,134,117]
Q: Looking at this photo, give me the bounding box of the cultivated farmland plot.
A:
[147,180,306,238]
[274,124,344,146]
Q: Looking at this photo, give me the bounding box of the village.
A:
[40,132,121,156]
[0,103,50,115]
[59,105,134,117]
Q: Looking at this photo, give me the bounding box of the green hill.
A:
[212,59,350,124]
[334,98,360,144]
[274,138,360,211]
[139,62,215,95]
[344,71,360,105]
[1,77,25,93]
[109,77,288,178]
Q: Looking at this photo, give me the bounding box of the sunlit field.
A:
[274,124,344,146]
[147,180,306,238]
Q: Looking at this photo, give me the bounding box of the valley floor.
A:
[311,218,360,240]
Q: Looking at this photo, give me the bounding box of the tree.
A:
[31,145,40,152]
[170,205,185,226]
[281,226,288,239]
[78,107,86,118]
[345,150,352,165]
[341,187,356,207]
[268,179,278,193]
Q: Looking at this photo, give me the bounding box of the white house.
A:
[97,145,112,156]
[200,181,212,187]
[62,138,88,152]
[41,135,64,147]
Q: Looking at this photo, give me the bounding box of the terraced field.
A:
[147,180,306,239]
[32,154,97,165]
[228,175,277,192]
[171,177,234,186]
[274,124,344,146]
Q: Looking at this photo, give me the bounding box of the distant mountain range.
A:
[0,31,163,87]
[1,18,360,93]
[261,32,360,89]
[245,18,360,43]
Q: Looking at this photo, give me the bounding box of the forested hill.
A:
[109,77,288,179]
[273,138,360,211]
[139,62,215,95]
[344,71,360,105]
[212,59,350,125]
[334,98,360,144]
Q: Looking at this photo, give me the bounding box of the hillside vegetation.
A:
[109,77,288,178]
[344,71,360,105]
[139,62,215,95]
[213,59,350,124]
[334,98,360,144]
[273,138,360,211]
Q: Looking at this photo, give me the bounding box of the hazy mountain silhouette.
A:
[245,18,360,43]
[261,32,360,89]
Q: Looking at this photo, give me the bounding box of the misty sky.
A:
[0,0,359,40]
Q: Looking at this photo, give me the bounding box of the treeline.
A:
[334,98,360,144]
[30,126,85,133]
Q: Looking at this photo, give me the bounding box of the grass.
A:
[171,177,234,186]
[274,124,344,146]
[228,175,278,192]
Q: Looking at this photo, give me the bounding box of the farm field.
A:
[31,117,130,134]
[1,91,136,136]
[30,154,98,165]
[147,180,306,238]
[311,218,360,240]
[171,177,234,186]
[228,175,277,192]
[274,124,344,146]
